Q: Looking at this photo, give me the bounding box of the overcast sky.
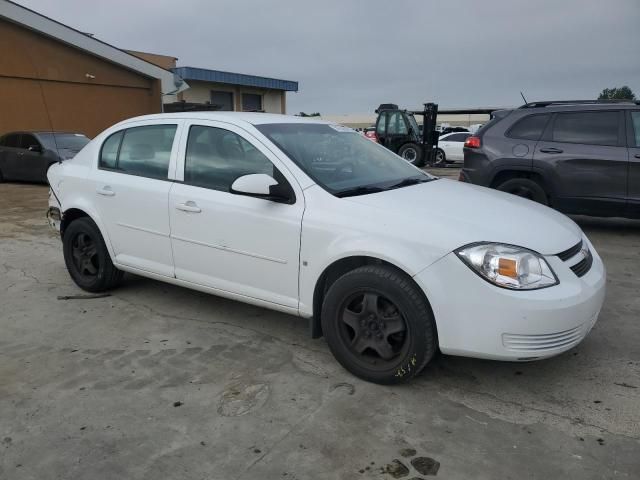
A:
[19,0,640,114]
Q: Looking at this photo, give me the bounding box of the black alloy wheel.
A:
[71,232,99,278]
[338,291,409,368]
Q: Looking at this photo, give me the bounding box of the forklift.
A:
[373,103,497,167]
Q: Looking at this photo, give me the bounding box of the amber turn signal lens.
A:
[498,258,518,278]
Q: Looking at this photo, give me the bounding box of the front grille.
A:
[503,324,584,352]
[556,240,583,261]
[570,249,593,278]
[556,239,593,278]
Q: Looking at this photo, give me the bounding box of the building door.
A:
[211,91,234,111]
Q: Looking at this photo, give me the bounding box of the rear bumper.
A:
[414,240,606,361]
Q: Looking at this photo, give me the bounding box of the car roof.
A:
[117,112,333,127]
[519,102,639,113]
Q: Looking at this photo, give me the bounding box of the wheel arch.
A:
[490,168,551,197]
[309,255,433,339]
[60,203,116,260]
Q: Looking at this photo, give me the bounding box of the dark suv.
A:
[460,100,640,218]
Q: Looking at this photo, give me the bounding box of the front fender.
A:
[298,233,445,317]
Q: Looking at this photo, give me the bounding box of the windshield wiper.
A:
[334,185,386,198]
[385,176,435,191]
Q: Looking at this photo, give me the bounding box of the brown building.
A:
[0,1,183,138]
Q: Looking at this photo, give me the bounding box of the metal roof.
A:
[173,67,298,92]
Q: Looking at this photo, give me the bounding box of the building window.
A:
[242,93,263,112]
[210,91,234,111]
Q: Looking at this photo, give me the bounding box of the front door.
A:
[90,122,180,277]
[534,110,628,215]
[169,121,304,308]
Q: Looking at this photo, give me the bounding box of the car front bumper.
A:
[413,238,606,361]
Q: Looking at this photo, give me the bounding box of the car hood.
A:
[343,178,582,256]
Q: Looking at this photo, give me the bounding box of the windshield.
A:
[39,133,90,159]
[256,123,434,196]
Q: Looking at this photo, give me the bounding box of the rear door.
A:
[627,110,640,217]
[533,110,627,215]
[440,133,470,161]
[90,121,181,277]
[0,134,23,180]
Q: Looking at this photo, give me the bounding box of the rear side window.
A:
[631,112,640,147]
[446,133,470,142]
[184,125,275,192]
[100,131,123,169]
[99,125,177,180]
[507,114,550,141]
[2,134,21,148]
[552,111,619,146]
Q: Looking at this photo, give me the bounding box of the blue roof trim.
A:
[173,67,298,92]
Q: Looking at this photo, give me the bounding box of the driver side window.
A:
[184,125,275,192]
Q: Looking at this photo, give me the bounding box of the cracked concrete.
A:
[0,182,639,479]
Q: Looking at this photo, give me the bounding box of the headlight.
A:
[455,243,558,290]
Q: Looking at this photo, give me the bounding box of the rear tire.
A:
[63,217,123,292]
[398,143,425,167]
[0,168,4,182]
[496,178,548,205]
[321,265,437,384]
[434,148,446,165]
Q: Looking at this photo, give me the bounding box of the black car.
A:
[0,131,90,183]
[460,100,640,218]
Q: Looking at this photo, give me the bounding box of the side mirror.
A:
[230,174,294,204]
[28,144,42,153]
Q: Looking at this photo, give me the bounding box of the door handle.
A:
[635,154,640,159]
[96,186,115,197]
[539,147,563,154]
[176,201,201,213]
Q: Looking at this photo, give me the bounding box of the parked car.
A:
[439,126,469,136]
[47,112,605,384]
[435,131,471,164]
[460,100,640,218]
[363,126,378,142]
[0,131,89,183]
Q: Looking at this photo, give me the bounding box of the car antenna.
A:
[520,91,528,105]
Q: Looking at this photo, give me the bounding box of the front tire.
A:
[63,217,123,292]
[434,148,446,165]
[321,265,437,384]
[398,143,425,167]
[496,178,548,205]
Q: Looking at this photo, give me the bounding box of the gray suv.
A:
[460,100,640,218]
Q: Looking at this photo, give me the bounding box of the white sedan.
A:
[435,131,471,164]
[47,113,606,384]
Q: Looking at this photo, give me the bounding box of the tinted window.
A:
[242,93,262,112]
[446,133,470,142]
[552,111,619,146]
[185,126,275,192]
[99,131,123,169]
[20,134,40,150]
[508,114,550,140]
[211,91,234,111]
[3,134,21,148]
[117,125,176,179]
[631,112,640,147]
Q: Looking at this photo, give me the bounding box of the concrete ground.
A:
[0,179,639,480]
